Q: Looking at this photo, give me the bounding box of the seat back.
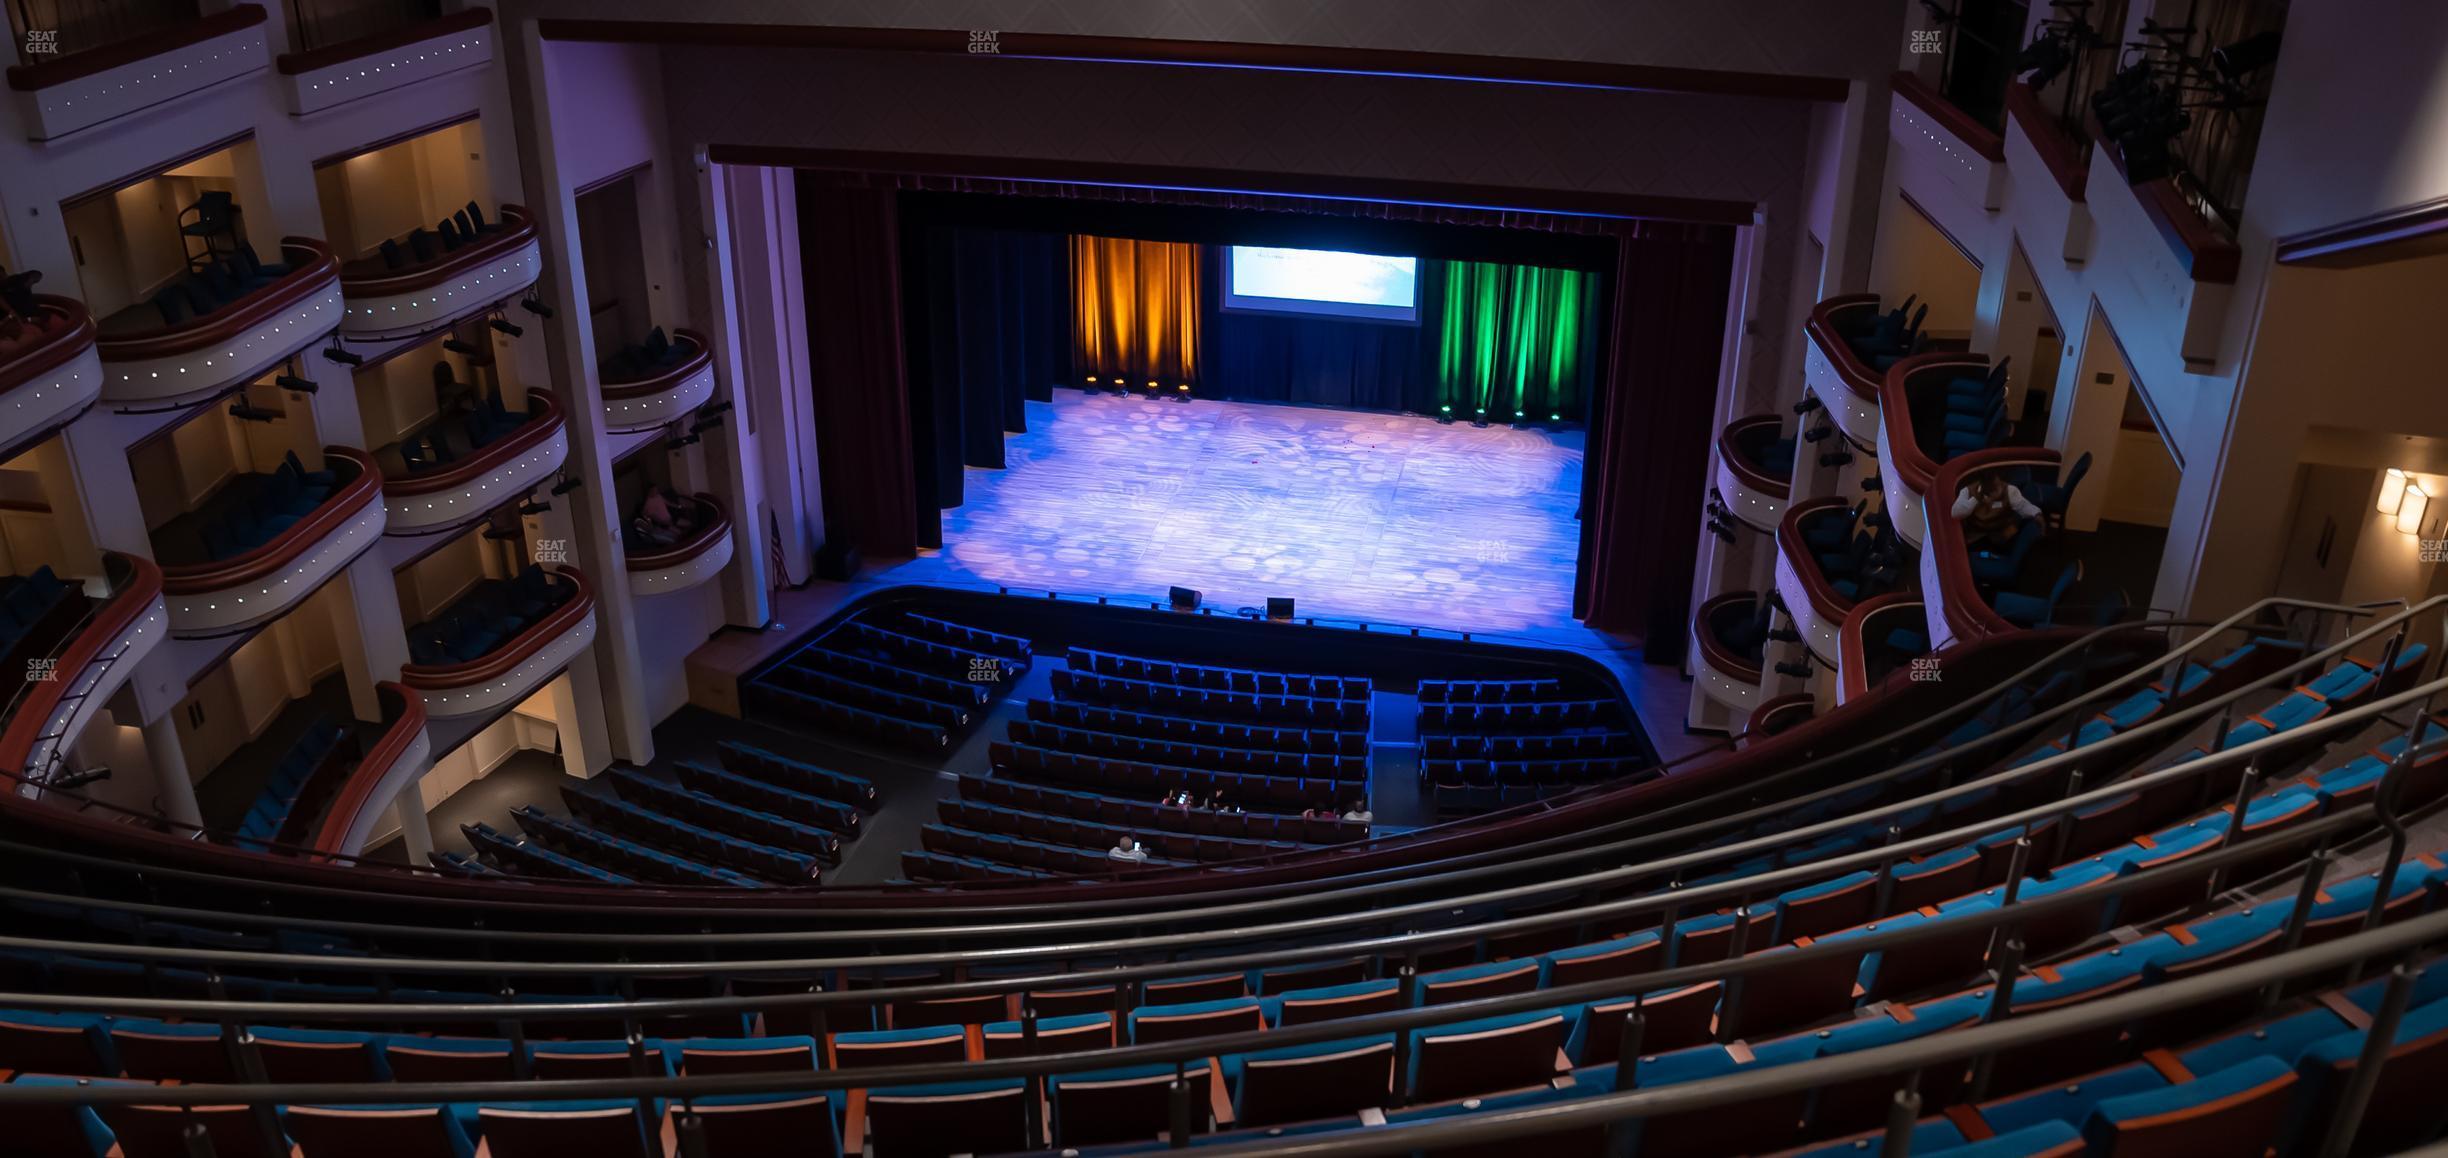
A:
[1410,1010,1570,1103]
[890,991,1009,1030]
[1275,980,1404,1027]
[0,1076,123,1158]
[2082,1056,2295,1158]
[1235,1037,1396,1127]
[1574,983,1719,1066]
[383,1038,521,1083]
[1142,973,1246,1005]
[1130,999,1266,1045]
[1418,960,1541,1007]
[286,1105,474,1158]
[831,1025,967,1069]
[109,1025,231,1082]
[979,1013,1115,1059]
[479,1103,656,1158]
[96,1103,277,1158]
[1052,1063,1217,1147]
[863,1080,1031,1157]
[687,1094,842,1158]
[680,1036,820,1076]
[0,1012,115,1077]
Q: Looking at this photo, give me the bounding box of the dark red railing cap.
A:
[95,239,338,363]
[1717,414,1792,499]
[159,447,381,595]
[0,554,162,774]
[1892,69,2004,163]
[602,328,712,400]
[1804,294,1885,403]
[305,683,430,856]
[1878,351,1993,493]
[1,297,97,396]
[624,493,731,572]
[1923,446,2066,644]
[1693,590,1766,686]
[7,5,265,92]
[399,566,594,690]
[384,389,564,498]
[340,205,537,298]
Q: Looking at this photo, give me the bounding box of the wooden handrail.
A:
[1692,591,1765,685]
[399,566,593,690]
[5,4,265,92]
[1716,414,1791,499]
[1,297,97,396]
[340,205,536,297]
[1891,69,2004,163]
[1803,294,1884,402]
[93,239,338,362]
[0,553,161,775]
[277,6,489,75]
[1839,592,1925,704]
[601,328,711,399]
[384,389,564,497]
[2004,82,2087,202]
[1923,446,2067,644]
[1777,496,1864,626]
[624,493,731,571]
[1745,693,1816,738]
[305,683,429,856]
[159,447,381,594]
[1877,351,1993,496]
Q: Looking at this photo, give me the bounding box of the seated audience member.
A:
[1949,474,2040,551]
[1109,835,1150,863]
[631,486,700,549]
[1341,800,1373,824]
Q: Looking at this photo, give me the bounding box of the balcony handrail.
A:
[1836,590,1924,701]
[304,683,430,856]
[1890,68,2004,162]
[2003,80,2089,202]
[1803,293,1885,402]
[275,4,488,74]
[382,388,563,497]
[623,493,730,572]
[3,4,264,92]
[1691,590,1765,684]
[398,565,592,690]
[1924,445,2071,643]
[600,327,711,399]
[0,296,99,395]
[1877,349,1992,496]
[339,204,535,298]
[91,238,338,362]
[1714,414,1790,499]
[2086,109,2243,284]
[157,446,380,594]
[1777,495,1873,626]
[0,553,161,779]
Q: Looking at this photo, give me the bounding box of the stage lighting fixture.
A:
[1168,586,1202,611]
[519,295,554,319]
[226,401,280,423]
[1549,413,1561,422]
[1819,451,1854,469]
[1861,477,1882,492]
[1266,597,1295,621]
[482,524,522,541]
[490,318,524,338]
[1793,396,1823,414]
[442,338,480,356]
[2017,33,2074,88]
[320,342,362,367]
[1774,659,1814,679]
[50,765,111,790]
[1803,425,1833,443]
[1176,384,1191,403]
[1713,523,1738,545]
[1437,404,1454,425]
[2212,30,2282,80]
[550,474,584,496]
[1765,591,1787,613]
[274,374,317,394]
[1768,627,1801,644]
[516,498,551,516]
[666,433,701,449]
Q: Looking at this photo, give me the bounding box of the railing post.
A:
[673,1106,710,1158]
[2047,770,2085,866]
[500,985,532,1080]
[181,1120,217,1158]
[1870,828,1904,916]
[1987,838,2032,962]
[1020,1003,1045,1146]
[2318,964,2421,1158]
[1968,937,2024,1102]
[1716,905,1755,1043]
[1390,951,1420,1105]
[1616,994,1647,1078]
[1168,1060,1194,1148]
[1879,1083,1924,1158]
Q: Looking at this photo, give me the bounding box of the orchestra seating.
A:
[744,609,1029,751]
[1416,676,1653,813]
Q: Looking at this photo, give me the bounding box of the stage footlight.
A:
[1266,597,1295,621]
[1176,383,1192,404]
[1437,405,1454,425]
[1169,586,1201,611]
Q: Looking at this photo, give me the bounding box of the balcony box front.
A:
[338,206,541,341]
[402,567,597,721]
[6,6,269,140]
[382,390,568,537]
[276,7,494,116]
[0,296,104,458]
[602,328,716,434]
[627,493,733,598]
[95,239,342,410]
[159,447,385,638]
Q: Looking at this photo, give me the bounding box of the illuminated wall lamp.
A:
[2379,469,2410,514]
[2396,481,2429,536]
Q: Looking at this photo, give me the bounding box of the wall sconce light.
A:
[2380,469,2410,514]
[2396,480,2429,536]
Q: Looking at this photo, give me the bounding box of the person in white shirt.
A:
[1340,800,1373,824]
[1109,835,1150,863]
[1950,475,2041,550]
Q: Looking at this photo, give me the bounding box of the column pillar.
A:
[694,156,771,627]
[140,714,202,831]
[331,550,411,722]
[390,787,434,865]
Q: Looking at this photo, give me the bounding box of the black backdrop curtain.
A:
[902,225,1069,534]
[796,181,921,560]
[1574,223,1738,660]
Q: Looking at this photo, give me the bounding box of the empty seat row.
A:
[230,717,351,850]
[715,740,880,810]
[939,798,1307,865]
[1009,718,1367,781]
[195,453,335,561]
[763,662,970,728]
[606,767,844,862]
[1417,698,1622,733]
[1052,669,1369,729]
[674,762,863,837]
[462,822,628,885]
[369,199,508,271]
[1066,647,1370,701]
[510,807,765,888]
[560,787,820,883]
[1027,697,1365,755]
[895,611,1033,662]
[406,566,570,667]
[901,849,1059,883]
[1417,677,1568,704]
[744,682,950,751]
[786,645,989,709]
[957,773,1370,844]
[831,617,1023,682]
[990,741,1353,812]
[598,323,697,382]
[1419,729,1640,761]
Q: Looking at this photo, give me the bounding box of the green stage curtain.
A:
[1433,261,1594,421]
[1072,235,1201,388]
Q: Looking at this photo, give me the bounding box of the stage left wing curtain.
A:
[1435,261,1596,422]
[1072,236,1201,387]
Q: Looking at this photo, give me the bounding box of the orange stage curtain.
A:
[1071,235,1201,388]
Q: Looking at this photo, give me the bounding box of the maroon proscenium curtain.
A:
[1574,223,1738,661]
[797,180,921,560]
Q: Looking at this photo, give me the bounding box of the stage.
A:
[875,390,1588,637]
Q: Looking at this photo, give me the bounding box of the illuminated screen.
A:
[1223,246,1420,323]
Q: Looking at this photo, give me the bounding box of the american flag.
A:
[767,507,791,590]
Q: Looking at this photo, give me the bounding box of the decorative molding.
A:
[277,8,494,116]
[2275,197,2448,268]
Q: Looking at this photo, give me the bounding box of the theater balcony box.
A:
[1839,592,1928,706]
[159,448,385,638]
[382,389,568,537]
[1690,591,1768,716]
[2082,114,2240,369]
[1715,415,1792,533]
[304,683,433,858]
[401,566,597,721]
[1922,446,2070,653]
[1888,71,2006,240]
[627,493,733,598]
[0,296,104,458]
[95,240,342,410]
[1775,497,1855,668]
[1877,351,1992,551]
[338,206,541,341]
[601,328,717,433]
[5,6,269,141]
[275,7,494,117]
[1803,295,1886,452]
[0,555,168,793]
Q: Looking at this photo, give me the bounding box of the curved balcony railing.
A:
[1713,414,1792,532]
[159,447,385,638]
[625,492,734,598]
[2004,81,2090,204]
[1744,692,1816,743]
[1876,349,1993,550]
[1838,591,1929,705]
[1801,294,1885,451]
[1775,497,1862,667]
[276,6,494,116]
[0,553,168,791]
[1923,445,2074,652]
[400,565,597,720]
[0,295,104,456]
[337,205,540,341]
[1690,590,1767,713]
[304,683,433,859]
[602,328,716,433]
[382,389,568,536]
[4,6,270,141]
[94,238,342,408]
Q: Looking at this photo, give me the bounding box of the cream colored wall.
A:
[353,337,491,450]
[320,121,495,261]
[128,407,247,532]
[2100,428,2181,528]
[170,584,350,783]
[393,529,494,626]
[1866,193,1982,341]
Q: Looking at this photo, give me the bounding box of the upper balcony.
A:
[93,238,342,411]
[2082,112,2243,369]
[275,5,493,117]
[337,204,540,342]
[154,446,385,638]
[5,4,267,141]
[377,387,567,537]
[1922,447,2107,653]
[1888,70,2007,232]
[1713,414,1792,533]
[1801,294,1895,452]
[1877,350,2004,550]
[0,553,168,794]
[303,682,432,859]
[2002,81,2096,264]
[1836,591,1927,706]
[1775,496,1913,670]
[601,327,716,433]
[1690,590,1769,717]
[401,564,596,721]
[625,491,733,598]
[0,294,104,458]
